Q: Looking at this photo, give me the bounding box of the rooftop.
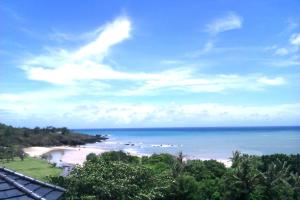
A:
[0,167,65,200]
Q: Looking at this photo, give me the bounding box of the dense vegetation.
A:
[49,151,300,200]
[0,123,107,147]
[0,145,25,163]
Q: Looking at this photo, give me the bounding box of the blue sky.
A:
[0,0,300,128]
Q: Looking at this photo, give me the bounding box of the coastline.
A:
[23,145,232,167]
[23,146,106,166]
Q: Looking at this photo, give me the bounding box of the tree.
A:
[100,151,139,163]
[172,152,185,178]
[260,160,294,200]
[198,178,222,200]
[289,172,300,200]
[61,127,69,135]
[184,160,212,181]
[223,154,261,200]
[168,175,199,200]
[231,150,242,168]
[203,160,226,178]
[86,153,98,162]
[50,159,172,200]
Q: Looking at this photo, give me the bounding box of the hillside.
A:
[0,123,107,147]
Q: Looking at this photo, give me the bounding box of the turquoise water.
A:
[75,127,300,159]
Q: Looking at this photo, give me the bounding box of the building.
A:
[0,167,65,200]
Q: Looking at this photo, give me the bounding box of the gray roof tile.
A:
[0,167,65,200]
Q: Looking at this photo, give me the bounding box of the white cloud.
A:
[22,16,132,84]
[206,12,243,34]
[290,33,300,46]
[160,60,184,65]
[274,48,289,56]
[202,41,214,52]
[118,73,286,96]
[287,20,298,31]
[1,100,299,127]
[19,15,285,94]
[49,26,104,42]
[265,33,300,59]
[25,61,157,85]
[73,17,131,61]
[267,58,300,67]
[257,77,285,85]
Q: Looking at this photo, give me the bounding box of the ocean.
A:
[75,126,300,160]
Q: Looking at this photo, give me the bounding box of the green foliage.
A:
[100,151,140,164]
[203,160,226,178]
[197,178,222,200]
[0,123,107,147]
[86,153,98,162]
[260,154,300,174]
[0,145,25,163]
[224,154,262,200]
[168,175,199,200]
[184,159,226,182]
[184,160,212,181]
[142,153,176,166]
[50,158,172,199]
[260,159,293,200]
[48,151,300,200]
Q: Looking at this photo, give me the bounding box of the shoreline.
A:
[23,146,106,166]
[23,146,232,167]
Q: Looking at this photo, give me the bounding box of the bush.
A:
[51,158,172,200]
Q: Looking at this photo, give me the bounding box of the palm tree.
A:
[260,159,291,199]
[289,172,300,200]
[172,152,185,178]
[231,150,241,168]
[225,153,261,200]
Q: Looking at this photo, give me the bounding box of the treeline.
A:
[49,151,300,200]
[0,123,107,147]
[0,146,25,163]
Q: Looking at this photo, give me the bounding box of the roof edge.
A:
[0,170,46,200]
[0,167,66,192]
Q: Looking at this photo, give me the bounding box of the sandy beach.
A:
[23,146,232,167]
[23,146,106,165]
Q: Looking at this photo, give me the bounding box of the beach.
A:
[23,145,233,167]
[23,146,106,166]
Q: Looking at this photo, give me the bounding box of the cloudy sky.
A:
[1,0,300,128]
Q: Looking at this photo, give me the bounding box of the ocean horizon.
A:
[73,126,300,160]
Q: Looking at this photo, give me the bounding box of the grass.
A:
[0,156,62,181]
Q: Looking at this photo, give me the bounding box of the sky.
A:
[0,0,300,128]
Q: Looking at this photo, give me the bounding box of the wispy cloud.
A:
[274,48,289,56]
[21,16,132,84]
[117,72,287,96]
[287,19,298,31]
[257,77,285,86]
[17,16,287,96]
[290,33,300,46]
[160,60,184,65]
[264,32,300,67]
[206,12,243,34]
[48,28,101,42]
[1,99,299,127]
[1,12,298,127]
[186,41,216,57]
[0,5,25,22]
[267,59,300,67]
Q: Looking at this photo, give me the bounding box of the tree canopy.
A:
[49,151,300,200]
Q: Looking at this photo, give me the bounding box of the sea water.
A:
[75,126,300,160]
